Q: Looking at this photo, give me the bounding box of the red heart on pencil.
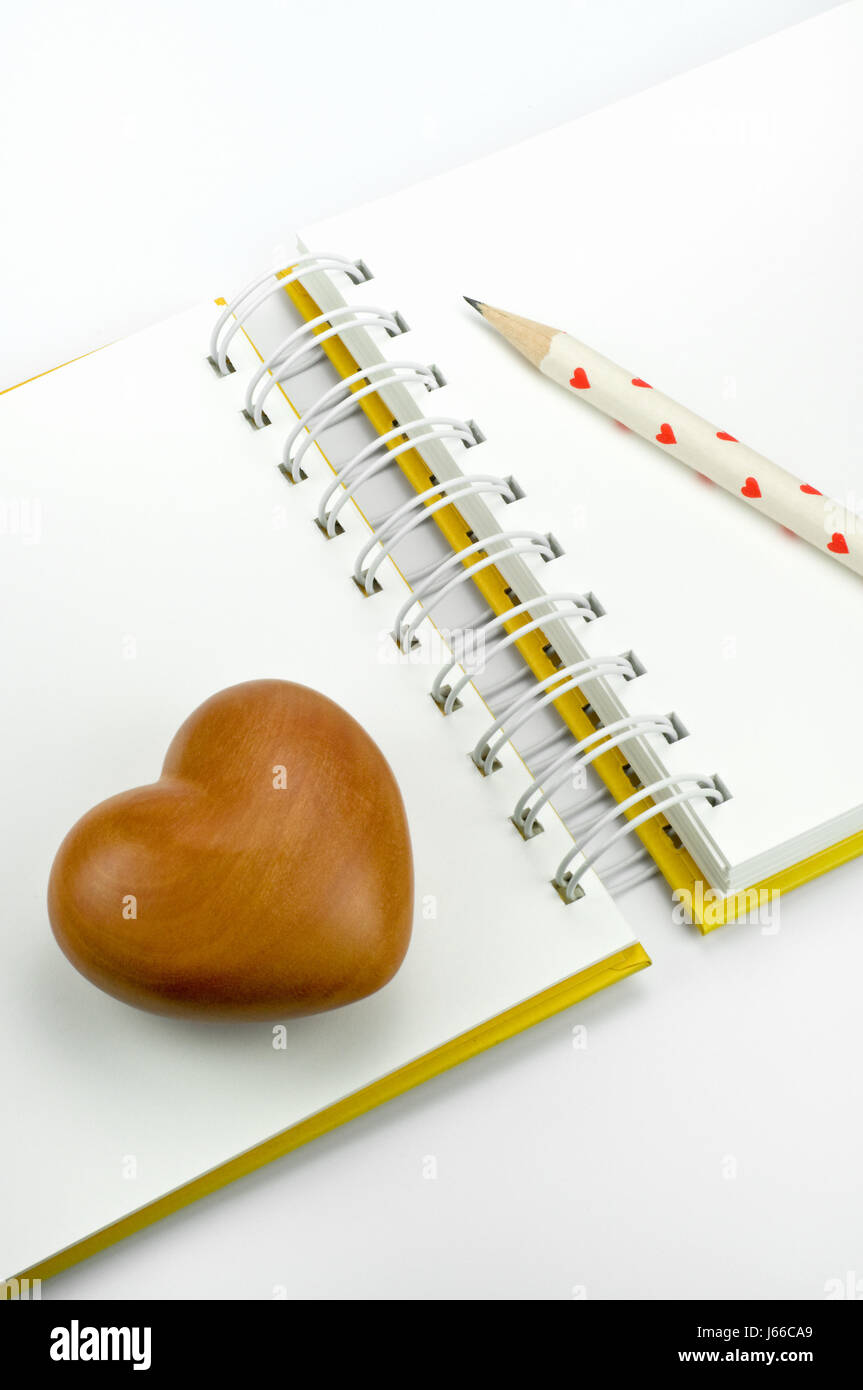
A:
[800,483,822,495]
[827,532,849,554]
[655,423,676,445]
[741,477,762,499]
[569,367,590,389]
[716,431,737,442]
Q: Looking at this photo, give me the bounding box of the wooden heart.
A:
[48,680,414,1020]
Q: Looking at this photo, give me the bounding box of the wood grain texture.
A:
[465,300,557,368]
[47,680,414,1020]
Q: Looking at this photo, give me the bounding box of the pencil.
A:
[464,298,863,580]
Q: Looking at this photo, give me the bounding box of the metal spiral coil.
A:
[209,253,369,375]
[245,305,406,427]
[392,530,556,654]
[472,654,638,776]
[281,361,443,483]
[512,712,679,840]
[212,252,726,910]
[431,592,597,716]
[553,774,724,902]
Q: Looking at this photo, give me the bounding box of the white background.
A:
[4,0,861,1300]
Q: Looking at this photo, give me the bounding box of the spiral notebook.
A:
[0,296,649,1284]
[290,2,863,928]
[3,1,856,1285]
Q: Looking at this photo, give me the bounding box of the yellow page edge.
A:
[5,944,650,1289]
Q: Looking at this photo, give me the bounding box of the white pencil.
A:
[465,299,863,580]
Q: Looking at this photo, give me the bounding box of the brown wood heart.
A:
[48,680,414,1020]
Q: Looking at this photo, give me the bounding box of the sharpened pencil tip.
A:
[463,296,484,314]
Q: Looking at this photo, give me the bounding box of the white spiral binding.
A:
[213,252,728,906]
[209,254,368,375]
[431,592,596,715]
[512,712,679,839]
[246,306,405,426]
[471,654,637,776]
[282,362,441,482]
[554,774,724,902]
[393,531,556,654]
[316,418,477,538]
[354,475,518,595]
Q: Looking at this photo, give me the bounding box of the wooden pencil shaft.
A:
[468,300,863,580]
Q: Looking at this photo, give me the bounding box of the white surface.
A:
[3,0,859,1302]
[303,1,863,894]
[0,0,840,393]
[0,302,637,1277]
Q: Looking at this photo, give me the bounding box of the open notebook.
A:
[0,300,648,1283]
[294,2,863,926]
[3,2,854,1285]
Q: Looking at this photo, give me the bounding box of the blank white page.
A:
[0,303,642,1277]
[303,3,863,892]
